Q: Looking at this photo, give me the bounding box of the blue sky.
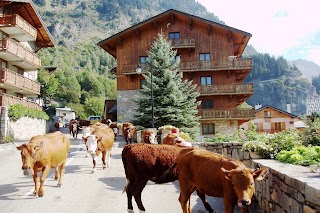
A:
[197,0,320,66]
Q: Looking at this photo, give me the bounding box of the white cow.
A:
[86,134,98,172]
[82,127,93,157]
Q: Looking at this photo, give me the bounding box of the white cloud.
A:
[197,0,320,66]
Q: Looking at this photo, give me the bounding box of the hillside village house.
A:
[99,9,255,135]
[0,0,54,139]
[240,104,305,133]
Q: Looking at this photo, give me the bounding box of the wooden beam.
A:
[170,13,176,22]
[189,18,193,30]
[152,20,158,28]
[207,25,213,36]
[227,31,233,42]
[135,28,141,38]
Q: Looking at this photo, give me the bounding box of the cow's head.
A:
[148,133,158,144]
[125,127,135,139]
[221,167,268,208]
[82,127,92,138]
[106,119,112,127]
[16,142,44,175]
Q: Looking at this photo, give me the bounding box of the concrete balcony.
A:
[0,68,40,95]
[122,58,252,75]
[0,38,41,70]
[0,14,37,41]
[198,108,255,120]
[0,93,42,111]
[196,83,254,96]
[170,38,195,48]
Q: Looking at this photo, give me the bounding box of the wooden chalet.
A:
[0,0,54,112]
[240,105,300,133]
[98,9,254,135]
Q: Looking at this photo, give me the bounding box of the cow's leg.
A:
[57,163,66,187]
[54,167,59,180]
[178,178,195,213]
[106,150,112,168]
[102,151,107,169]
[224,194,237,213]
[38,166,50,197]
[92,155,97,173]
[196,190,214,213]
[131,179,148,212]
[126,179,134,212]
[32,170,39,196]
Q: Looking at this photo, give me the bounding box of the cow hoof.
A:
[54,177,58,180]
[33,191,37,196]
[38,191,44,197]
[103,166,106,170]
[127,209,134,213]
[92,168,97,173]
[107,165,110,168]
[57,183,62,188]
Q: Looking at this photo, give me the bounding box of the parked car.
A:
[88,116,101,121]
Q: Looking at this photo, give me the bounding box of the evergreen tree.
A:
[133,33,200,139]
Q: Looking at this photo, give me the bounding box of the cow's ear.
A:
[16,144,26,151]
[221,168,232,181]
[253,167,268,181]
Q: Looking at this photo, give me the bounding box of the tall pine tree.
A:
[133,33,200,139]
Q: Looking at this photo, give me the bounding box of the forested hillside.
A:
[33,0,318,116]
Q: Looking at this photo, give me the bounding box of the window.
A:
[199,53,210,61]
[140,56,149,64]
[140,79,146,89]
[274,122,282,130]
[169,32,180,39]
[264,110,271,117]
[200,76,212,85]
[202,124,215,134]
[201,100,213,109]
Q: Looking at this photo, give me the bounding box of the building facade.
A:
[99,9,255,135]
[306,98,320,116]
[0,0,54,139]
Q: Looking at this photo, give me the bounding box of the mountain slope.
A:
[289,59,320,81]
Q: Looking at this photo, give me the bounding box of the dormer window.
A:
[264,110,271,117]
[169,32,180,39]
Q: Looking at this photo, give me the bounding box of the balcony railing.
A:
[122,58,252,75]
[198,108,255,120]
[0,68,40,94]
[170,38,195,48]
[0,38,41,69]
[196,83,253,95]
[0,14,37,41]
[0,94,42,110]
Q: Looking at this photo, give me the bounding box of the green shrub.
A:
[206,133,241,143]
[8,104,49,122]
[276,146,320,166]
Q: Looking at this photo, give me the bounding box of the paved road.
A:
[0,128,261,213]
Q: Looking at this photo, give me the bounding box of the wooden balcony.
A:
[0,38,41,70]
[0,14,37,41]
[179,58,252,72]
[122,58,252,75]
[198,108,255,120]
[0,68,40,95]
[170,38,195,48]
[0,93,42,110]
[196,83,253,96]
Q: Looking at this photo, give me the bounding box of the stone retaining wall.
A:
[194,142,320,213]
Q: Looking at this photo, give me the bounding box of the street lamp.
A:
[136,61,154,128]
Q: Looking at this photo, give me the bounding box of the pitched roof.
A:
[98,9,251,58]
[1,0,54,49]
[255,105,297,118]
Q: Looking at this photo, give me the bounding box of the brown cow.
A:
[54,122,60,131]
[122,122,135,144]
[162,133,192,147]
[15,131,70,197]
[143,129,158,144]
[122,143,213,213]
[68,119,78,135]
[90,124,115,170]
[159,148,268,213]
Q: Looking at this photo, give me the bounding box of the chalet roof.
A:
[0,0,54,49]
[98,9,252,58]
[255,105,297,118]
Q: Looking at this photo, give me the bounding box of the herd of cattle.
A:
[14,120,268,213]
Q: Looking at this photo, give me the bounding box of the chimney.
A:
[287,103,291,113]
[255,103,262,110]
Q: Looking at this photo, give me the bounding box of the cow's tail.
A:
[156,162,177,184]
[121,146,130,194]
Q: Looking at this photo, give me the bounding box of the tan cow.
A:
[161,148,268,213]
[16,131,70,197]
[91,125,115,170]
[162,133,192,147]
[122,122,135,144]
[143,129,158,144]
